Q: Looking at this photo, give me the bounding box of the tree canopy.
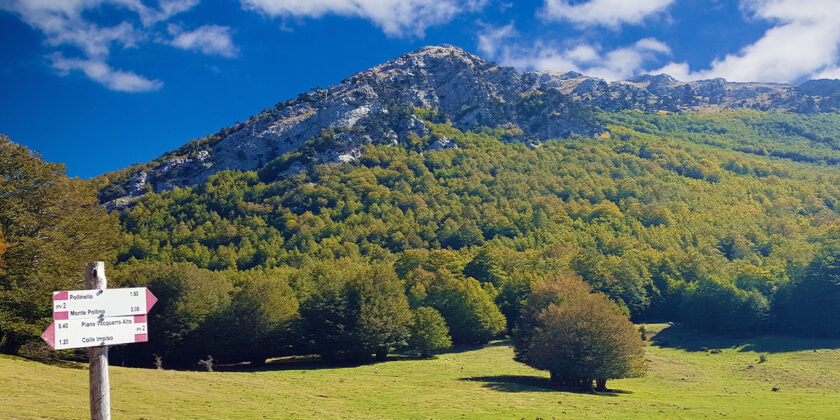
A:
[514,274,646,391]
[0,135,119,355]
[6,108,840,367]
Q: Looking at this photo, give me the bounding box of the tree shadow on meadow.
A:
[214,353,422,373]
[140,343,504,373]
[650,324,840,354]
[435,339,510,355]
[459,375,630,396]
[213,340,512,372]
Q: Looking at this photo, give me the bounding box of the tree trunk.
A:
[595,378,607,392]
[0,331,22,355]
[375,348,388,361]
[580,377,594,392]
[549,371,562,386]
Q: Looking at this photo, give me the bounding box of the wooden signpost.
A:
[41,262,158,420]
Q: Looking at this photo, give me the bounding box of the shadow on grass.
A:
[22,356,87,370]
[459,375,630,396]
[217,352,437,373]
[437,339,510,355]
[651,324,840,353]
[147,340,517,373]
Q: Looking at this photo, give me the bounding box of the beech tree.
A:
[223,269,300,365]
[514,274,646,392]
[299,261,412,362]
[409,268,506,344]
[0,135,119,355]
[408,306,451,357]
[110,262,234,368]
[774,237,840,337]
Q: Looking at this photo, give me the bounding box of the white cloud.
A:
[2,1,145,57]
[168,24,238,57]
[655,0,840,82]
[240,0,486,37]
[0,0,208,91]
[51,54,163,92]
[476,22,516,57]
[137,0,201,26]
[478,25,671,81]
[540,0,674,28]
[812,67,840,80]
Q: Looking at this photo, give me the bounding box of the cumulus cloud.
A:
[51,54,164,92]
[168,24,239,57]
[2,1,144,58]
[478,24,671,81]
[476,22,516,57]
[540,0,674,28]
[0,0,230,91]
[655,0,840,82]
[240,0,487,37]
[137,0,201,26]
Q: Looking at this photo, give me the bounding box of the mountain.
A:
[95,44,840,206]
[85,44,840,350]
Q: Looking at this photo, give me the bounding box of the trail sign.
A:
[41,315,150,350]
[41,263,158,420]
[52,287,157,320]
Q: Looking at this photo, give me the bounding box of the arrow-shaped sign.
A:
[42,315,149,350]
[52,287,157,320]
[43,287,158,350]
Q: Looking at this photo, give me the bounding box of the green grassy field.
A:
[2,324,839,419]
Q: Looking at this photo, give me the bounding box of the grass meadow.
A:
[2,324,839,419]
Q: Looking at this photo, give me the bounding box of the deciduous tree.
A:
[514,274,646,391]
[0,135,119,354]
[408,306,451,357]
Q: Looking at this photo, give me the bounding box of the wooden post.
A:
[85,261,111,420]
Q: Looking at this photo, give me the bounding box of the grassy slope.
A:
[2,325,839,419]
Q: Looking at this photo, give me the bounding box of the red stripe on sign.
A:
[41,322,56,349]
[54,311,69,320]
[134,314,147,323]
[146,289,158,312]
[134,334,148,343]
[53,291,68,301]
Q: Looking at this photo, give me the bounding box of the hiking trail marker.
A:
[40,262,157,420]
[42,287,157,350]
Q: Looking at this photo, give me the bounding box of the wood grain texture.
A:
[85,261,111,420]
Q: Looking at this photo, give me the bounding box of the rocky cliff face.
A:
[97,44,840,206]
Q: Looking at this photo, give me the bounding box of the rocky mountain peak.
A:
[97,44,840,208]
[627,74,677,86]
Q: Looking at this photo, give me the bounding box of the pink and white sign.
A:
[52,287,157,320]
[42,287,158,350]
[42,314,150,350]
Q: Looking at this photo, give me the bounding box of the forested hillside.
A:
[73,109,840,366]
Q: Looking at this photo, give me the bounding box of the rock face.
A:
[98,44,840,205]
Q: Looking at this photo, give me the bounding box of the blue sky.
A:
[2,0,840,178]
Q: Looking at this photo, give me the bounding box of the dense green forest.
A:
[3,110,840,367]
